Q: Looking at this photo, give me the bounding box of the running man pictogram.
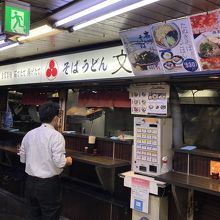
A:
[11,10,24,32]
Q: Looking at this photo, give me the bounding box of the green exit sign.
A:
[4,0,30,35]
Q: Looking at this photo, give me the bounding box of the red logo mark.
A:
[46,59,58,80]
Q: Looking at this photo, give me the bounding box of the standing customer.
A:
[19,101,72,220]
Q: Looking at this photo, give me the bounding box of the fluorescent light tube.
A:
[55,0,123,27]
[0,40,5,45]
[0,42,19,51]
[73,0,159,31]
[18,25,58,42]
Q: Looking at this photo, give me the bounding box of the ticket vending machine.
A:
[121,117,172,220]
[133,117,172,176]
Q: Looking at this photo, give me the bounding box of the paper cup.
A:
[88,136,96,144]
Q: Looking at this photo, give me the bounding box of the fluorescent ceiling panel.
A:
[18,25,60,42]
[55,0,124,27]
[0,42,20,51]
[73,0,159,30]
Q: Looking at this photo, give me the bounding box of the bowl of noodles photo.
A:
[153,23,181,49]
[132,49,160,71]
[196,34,220,58]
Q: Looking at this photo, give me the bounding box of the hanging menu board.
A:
[190,11,220,70]
[152,18,200,73]
[120,25,163,76]
[129,84,169,116]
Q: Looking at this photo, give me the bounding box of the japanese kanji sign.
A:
[0,46,133,86]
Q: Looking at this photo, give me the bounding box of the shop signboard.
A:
[0,60,42,86]
[0,46,133,86]
[190,10,220,70]
[152,18,200,74]
[40,46,133,83]
[120,25,163,76]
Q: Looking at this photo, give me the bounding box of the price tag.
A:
[183,58,198,72]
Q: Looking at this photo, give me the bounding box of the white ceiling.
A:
[0,0,219,65]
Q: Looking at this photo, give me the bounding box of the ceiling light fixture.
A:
[54,0,124,27]
[0,42,20,51]
[72,0,159,31]
[0,40,6,45]
[17,25,60,42]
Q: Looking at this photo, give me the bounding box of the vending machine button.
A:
[137,144,142,149]
[152,147,158,151]
[137,139,142,143]
[142,139,146,143]
[151,135,157,140]
[137,155,142,160]
[142,151,147,155]
[152,141,157,145]
[152,130,158,134]
[152,157,158,163]
[142,145,147,150]
[142,156,147,161]
[137,150,142,154]
[147,140,152,145]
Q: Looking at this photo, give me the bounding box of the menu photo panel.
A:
[190,10,220,70]
[120,25,163,76]
[152,18,201,74]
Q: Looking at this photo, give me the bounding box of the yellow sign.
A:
[210,160,220,175]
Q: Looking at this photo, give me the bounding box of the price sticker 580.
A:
[183,58,198,72]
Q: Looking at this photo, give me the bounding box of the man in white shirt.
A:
[19,101,72,220]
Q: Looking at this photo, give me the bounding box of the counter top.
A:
[63,132,133,144]
[0,145,130,169]
[0,128,133,144]
[155,171,220,196]
[66,149,130,168]
[0,145,18,154]
[174,148,220,159]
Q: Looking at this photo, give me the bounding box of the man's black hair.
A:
[39,101,60,123]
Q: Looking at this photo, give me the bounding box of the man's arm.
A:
[19,137,26,163]
[51,133,72,168]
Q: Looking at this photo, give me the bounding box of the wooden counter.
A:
[0,145,130,168]
[66,149,130,168]
[0,145,130,193]
[0,145,18,154]
[174,148,220,160]
[66,149,130,193]
[155,171,220,196]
